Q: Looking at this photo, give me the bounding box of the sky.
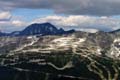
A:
[0,0,120,33]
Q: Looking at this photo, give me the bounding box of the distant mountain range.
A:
[0,22,120,36]
[0,32,8,36]
[110,29,120,35]
[0,23,75,36]
[0,22,119,37]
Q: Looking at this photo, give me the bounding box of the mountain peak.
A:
[42,22,53,25]
[0,23,75,36]
[31,22,53,26]
[18,23,75,36]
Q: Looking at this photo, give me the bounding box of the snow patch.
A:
[110,43,120,58]
[52,37,86,48]
[114,38,120,43]
[14,36,39,52]
[97,48,102,55]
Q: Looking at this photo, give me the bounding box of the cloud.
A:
[0,14,119,32]
[32,15,120,31]
[0,20,27,32]
[1,0,120,16]
[12,20,26,27]
[0,11,28,32]
[79,28,98,33]
[0,11,11,21]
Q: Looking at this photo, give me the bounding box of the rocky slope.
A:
[0,24,119,80]
[0,30,119,58]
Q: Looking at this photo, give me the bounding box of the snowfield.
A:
[52,36,86,47]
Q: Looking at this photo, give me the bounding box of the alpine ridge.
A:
[0,23,75,36]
